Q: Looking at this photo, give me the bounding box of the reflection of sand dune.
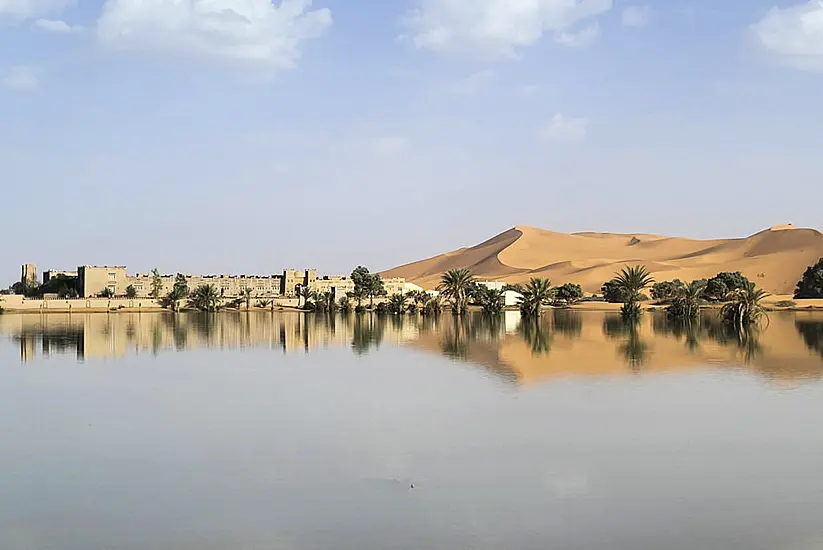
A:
[407,311,823,386]
[2,311,822,386]
[382,225,823,294]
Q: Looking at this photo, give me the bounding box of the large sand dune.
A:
[382,225,823,294]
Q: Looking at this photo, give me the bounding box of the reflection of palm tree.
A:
[619,322,648,372]
[519,316,552,356]
[351,314,385,356]
[604,315,648,371]
[653,314,702,353]
[441,315,470,358]
[703,313,763,364]
[602,314,628,339]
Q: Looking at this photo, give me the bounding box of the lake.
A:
[2,310,823,550]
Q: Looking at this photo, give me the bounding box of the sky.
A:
[2,0,823,282]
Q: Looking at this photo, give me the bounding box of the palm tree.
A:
[477,286,505,315]
[721,286,769,331]
[240,288,254,311]
[667,279,707,322]
[614,265,654,319]
[338,296,352,314]
[348,288,365,310]
[438,269,475,314]
[387,293,408,315]
[298,285,316,309]
[422,293,443,316]
[187,284,221,312]
[515,278,553,317]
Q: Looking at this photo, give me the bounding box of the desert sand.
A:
[382,224,823,294]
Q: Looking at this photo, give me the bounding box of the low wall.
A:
[0,295,302,312]
[0,296,162,312]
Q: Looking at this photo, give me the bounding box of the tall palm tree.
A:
[422,292,443,316]
[241,288,254,311]
[388,293,408,315]
[721,286,769,332]
[297,285,316,309]
[478,286,505,315]
[614,265,654,319]
[187,284,221,312]
[667,279,707,322]
[515,278,553,317]
[438,269,475,314]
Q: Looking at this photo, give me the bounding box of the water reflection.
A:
[796,317,823,358]
[3,310,823,384]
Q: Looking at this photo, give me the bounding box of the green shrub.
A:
[795,258,823,299]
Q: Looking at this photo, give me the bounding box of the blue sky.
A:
[2,0,822,282]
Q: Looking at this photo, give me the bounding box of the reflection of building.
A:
[2,312,418,361]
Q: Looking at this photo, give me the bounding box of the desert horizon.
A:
[382,223,823,295]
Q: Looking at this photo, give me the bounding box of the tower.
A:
[21,264,37,286]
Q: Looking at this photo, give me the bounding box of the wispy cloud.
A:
[751,0,823,71]
[519,84,538,97]
[400,0,613,60]
[96,0,332,70]
[2,65,41,91]
[554,23,600,48]
[34,18,83,33]
[0,0,70,20]
[622,5,652,27]
[539,113,588,143]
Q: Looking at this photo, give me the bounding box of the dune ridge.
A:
[382,224,823,294]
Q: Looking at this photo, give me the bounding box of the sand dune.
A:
[382,224,823,294]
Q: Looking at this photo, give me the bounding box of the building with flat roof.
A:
[20,264,407,300]
[43,270,78,284]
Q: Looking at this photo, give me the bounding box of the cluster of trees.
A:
[7,274,81,299]
[795,258,823,299]
[599,267,770,327]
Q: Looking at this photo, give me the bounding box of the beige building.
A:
[43,270,78,284]
[78,265,128,297]
[20,264,407,301]
[314,276,356,300]
[281,269,317,296]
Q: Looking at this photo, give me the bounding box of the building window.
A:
[108,273,117,281]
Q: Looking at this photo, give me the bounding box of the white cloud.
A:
[554,22,599,47]
[447,69,494,95]
[0,0,69,19]
[539,113,587,143]
[400,0,612,60]
[751,1,823,71]
[2,65,41,91]
[34,18,82,32]
[96,0,332,69]
[621,5,651,27]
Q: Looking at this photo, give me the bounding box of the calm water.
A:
[2,310,823,550]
